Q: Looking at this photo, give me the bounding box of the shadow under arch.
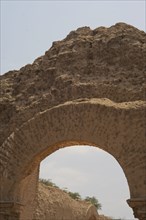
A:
[0,98,145,219]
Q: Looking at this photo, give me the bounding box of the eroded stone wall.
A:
[33,182,99,220]
[0,23,146,219]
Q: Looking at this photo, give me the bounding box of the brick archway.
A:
[0,99,145,219]
[0,23,146,220]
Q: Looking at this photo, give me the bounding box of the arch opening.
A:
[38,145,132,219]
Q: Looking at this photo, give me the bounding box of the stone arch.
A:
[0,98,145,219]
[0,23,146,220]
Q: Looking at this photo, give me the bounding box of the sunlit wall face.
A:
[1,0,145,74]
[40,145,133,219]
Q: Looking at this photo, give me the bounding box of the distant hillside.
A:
[33,181,112,220]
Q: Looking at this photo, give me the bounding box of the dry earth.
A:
[33,183,111,220]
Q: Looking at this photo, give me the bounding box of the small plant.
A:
[39,178,59,188]
[39,178,102,210]
[68,191,81,200]
[85,196,102,210]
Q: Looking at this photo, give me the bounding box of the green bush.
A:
[85,196,102,210]
[39,178,59,188]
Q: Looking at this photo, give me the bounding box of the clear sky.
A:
[1,0,145,74]
[1,0,145,219]
[40,146,133,218]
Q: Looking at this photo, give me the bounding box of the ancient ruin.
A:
[33,182,100,220]
[0,23,146,220]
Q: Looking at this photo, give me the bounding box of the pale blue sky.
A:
[40,146,133,218]
[1,0,145,74]
[1,0,145,218]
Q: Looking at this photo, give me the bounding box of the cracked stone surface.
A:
[0,23,146,220]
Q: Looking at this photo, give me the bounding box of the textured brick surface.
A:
[0,23,146,219]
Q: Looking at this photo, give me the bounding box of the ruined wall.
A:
[33,182,99,220]
[0,23,146,220]
[0,23,145,147]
